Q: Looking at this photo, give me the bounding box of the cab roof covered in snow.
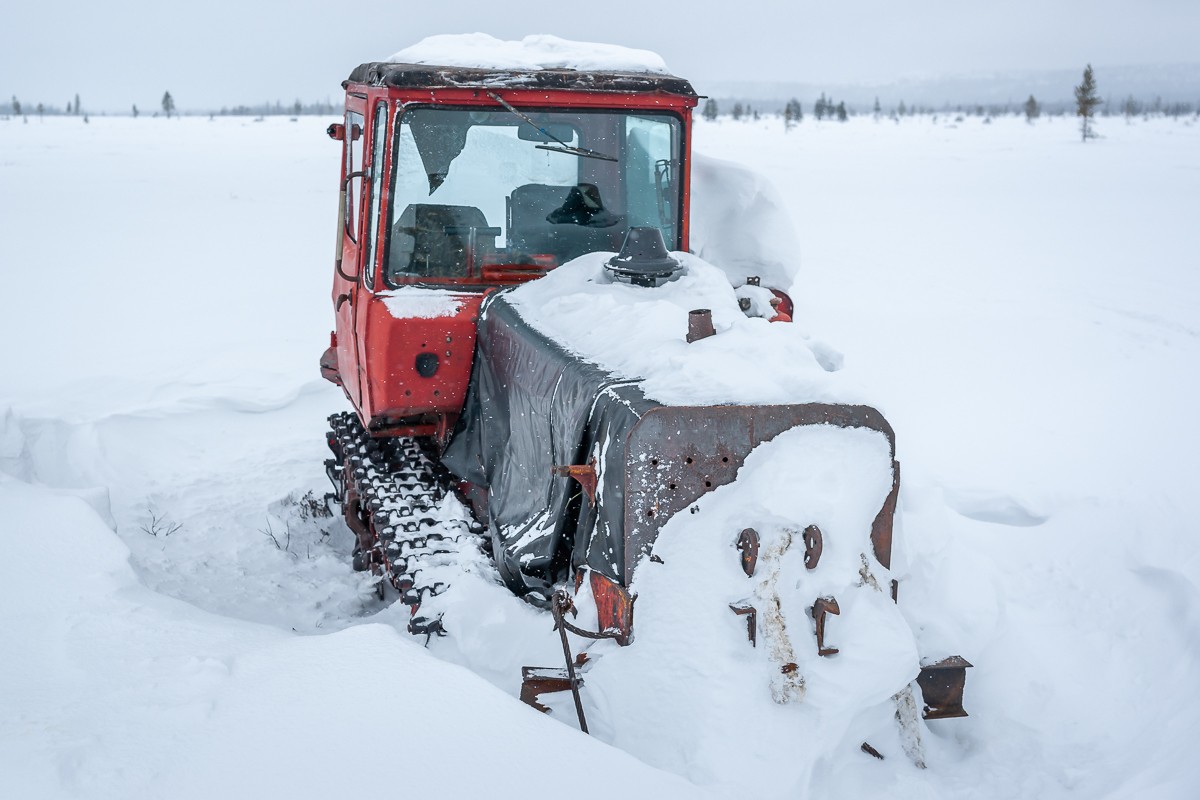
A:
[346,62,698,98]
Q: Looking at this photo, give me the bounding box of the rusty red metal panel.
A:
[871,460,900,570]
[519,666,576,714]
[621,403,897,583]
[590,571,634,646]
[916,656,973,719]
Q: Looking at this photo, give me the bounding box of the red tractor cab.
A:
[320,62,699,444]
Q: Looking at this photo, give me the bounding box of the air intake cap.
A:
[605,227,682,288]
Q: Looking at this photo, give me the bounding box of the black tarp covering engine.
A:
[441,293,656,596]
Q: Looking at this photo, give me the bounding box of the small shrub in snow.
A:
[258,518,292,552]
[140,507,182,537]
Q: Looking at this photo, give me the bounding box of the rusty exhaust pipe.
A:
[687,309,715,343]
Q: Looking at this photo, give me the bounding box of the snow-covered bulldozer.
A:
[319,40,969,745]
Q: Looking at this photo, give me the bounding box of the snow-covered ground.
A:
[2,111,1198,798]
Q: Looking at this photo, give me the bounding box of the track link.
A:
[324,412,487,643]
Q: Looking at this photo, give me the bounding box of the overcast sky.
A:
[4,0,1198,111]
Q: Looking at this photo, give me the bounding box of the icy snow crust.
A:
[388,34,670,74]
[505,251,856,407]
[3,112,1200,799]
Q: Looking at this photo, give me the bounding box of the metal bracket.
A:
[550,459,598,506]
[812,596,841,656]
[729,603,757,646]
[519,666,581,714]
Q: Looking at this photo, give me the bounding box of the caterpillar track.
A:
[324,411,489,643]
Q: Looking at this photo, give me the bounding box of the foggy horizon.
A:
[4,1,1200,112]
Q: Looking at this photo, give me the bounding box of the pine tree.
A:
[132,104,139,118]
[732,102,744,121]
[815,93,826,121]
[293,99,302,116]
[873,96,881,120]
[162,91,175,118]
[1074,64,1102,141]
[11,96,19,115]
[783,98,802,131]
[74,93,81,115]
[898,100,907,116]
[1024,95,1040,123]
[702,98,718,121]
[36,102,44,119]
[836,101,847,122]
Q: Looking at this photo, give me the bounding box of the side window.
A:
[344,110,364,242]
[362,102,387,289]
[625,115,679,246]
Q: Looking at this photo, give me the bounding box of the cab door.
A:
[333,101,366,408]
[352,99,391,421]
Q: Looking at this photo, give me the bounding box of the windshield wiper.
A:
[486,91,618,163]
[533,144,617,162]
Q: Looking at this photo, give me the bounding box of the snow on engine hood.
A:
[387,34,671,74]
[504,251,865,408]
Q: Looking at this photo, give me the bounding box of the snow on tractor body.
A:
[319,55,968,730]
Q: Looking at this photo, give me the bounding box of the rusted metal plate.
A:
[871,460,900,570]
[622,403,897,583]
[916,656,973,720]
[519,666,577,714]
[590,571,634,646]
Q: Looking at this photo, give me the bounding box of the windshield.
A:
[382,105,682,285]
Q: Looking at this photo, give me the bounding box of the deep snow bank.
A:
[0,476,705,800]
[690,152,802,291]
[4,112,1200,800]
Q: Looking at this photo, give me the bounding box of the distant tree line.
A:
[5,67,1198,124]
[695,93,1195,123]
[1,93,341,118]
[696,65,1198,125]
[691,67,1200,147]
